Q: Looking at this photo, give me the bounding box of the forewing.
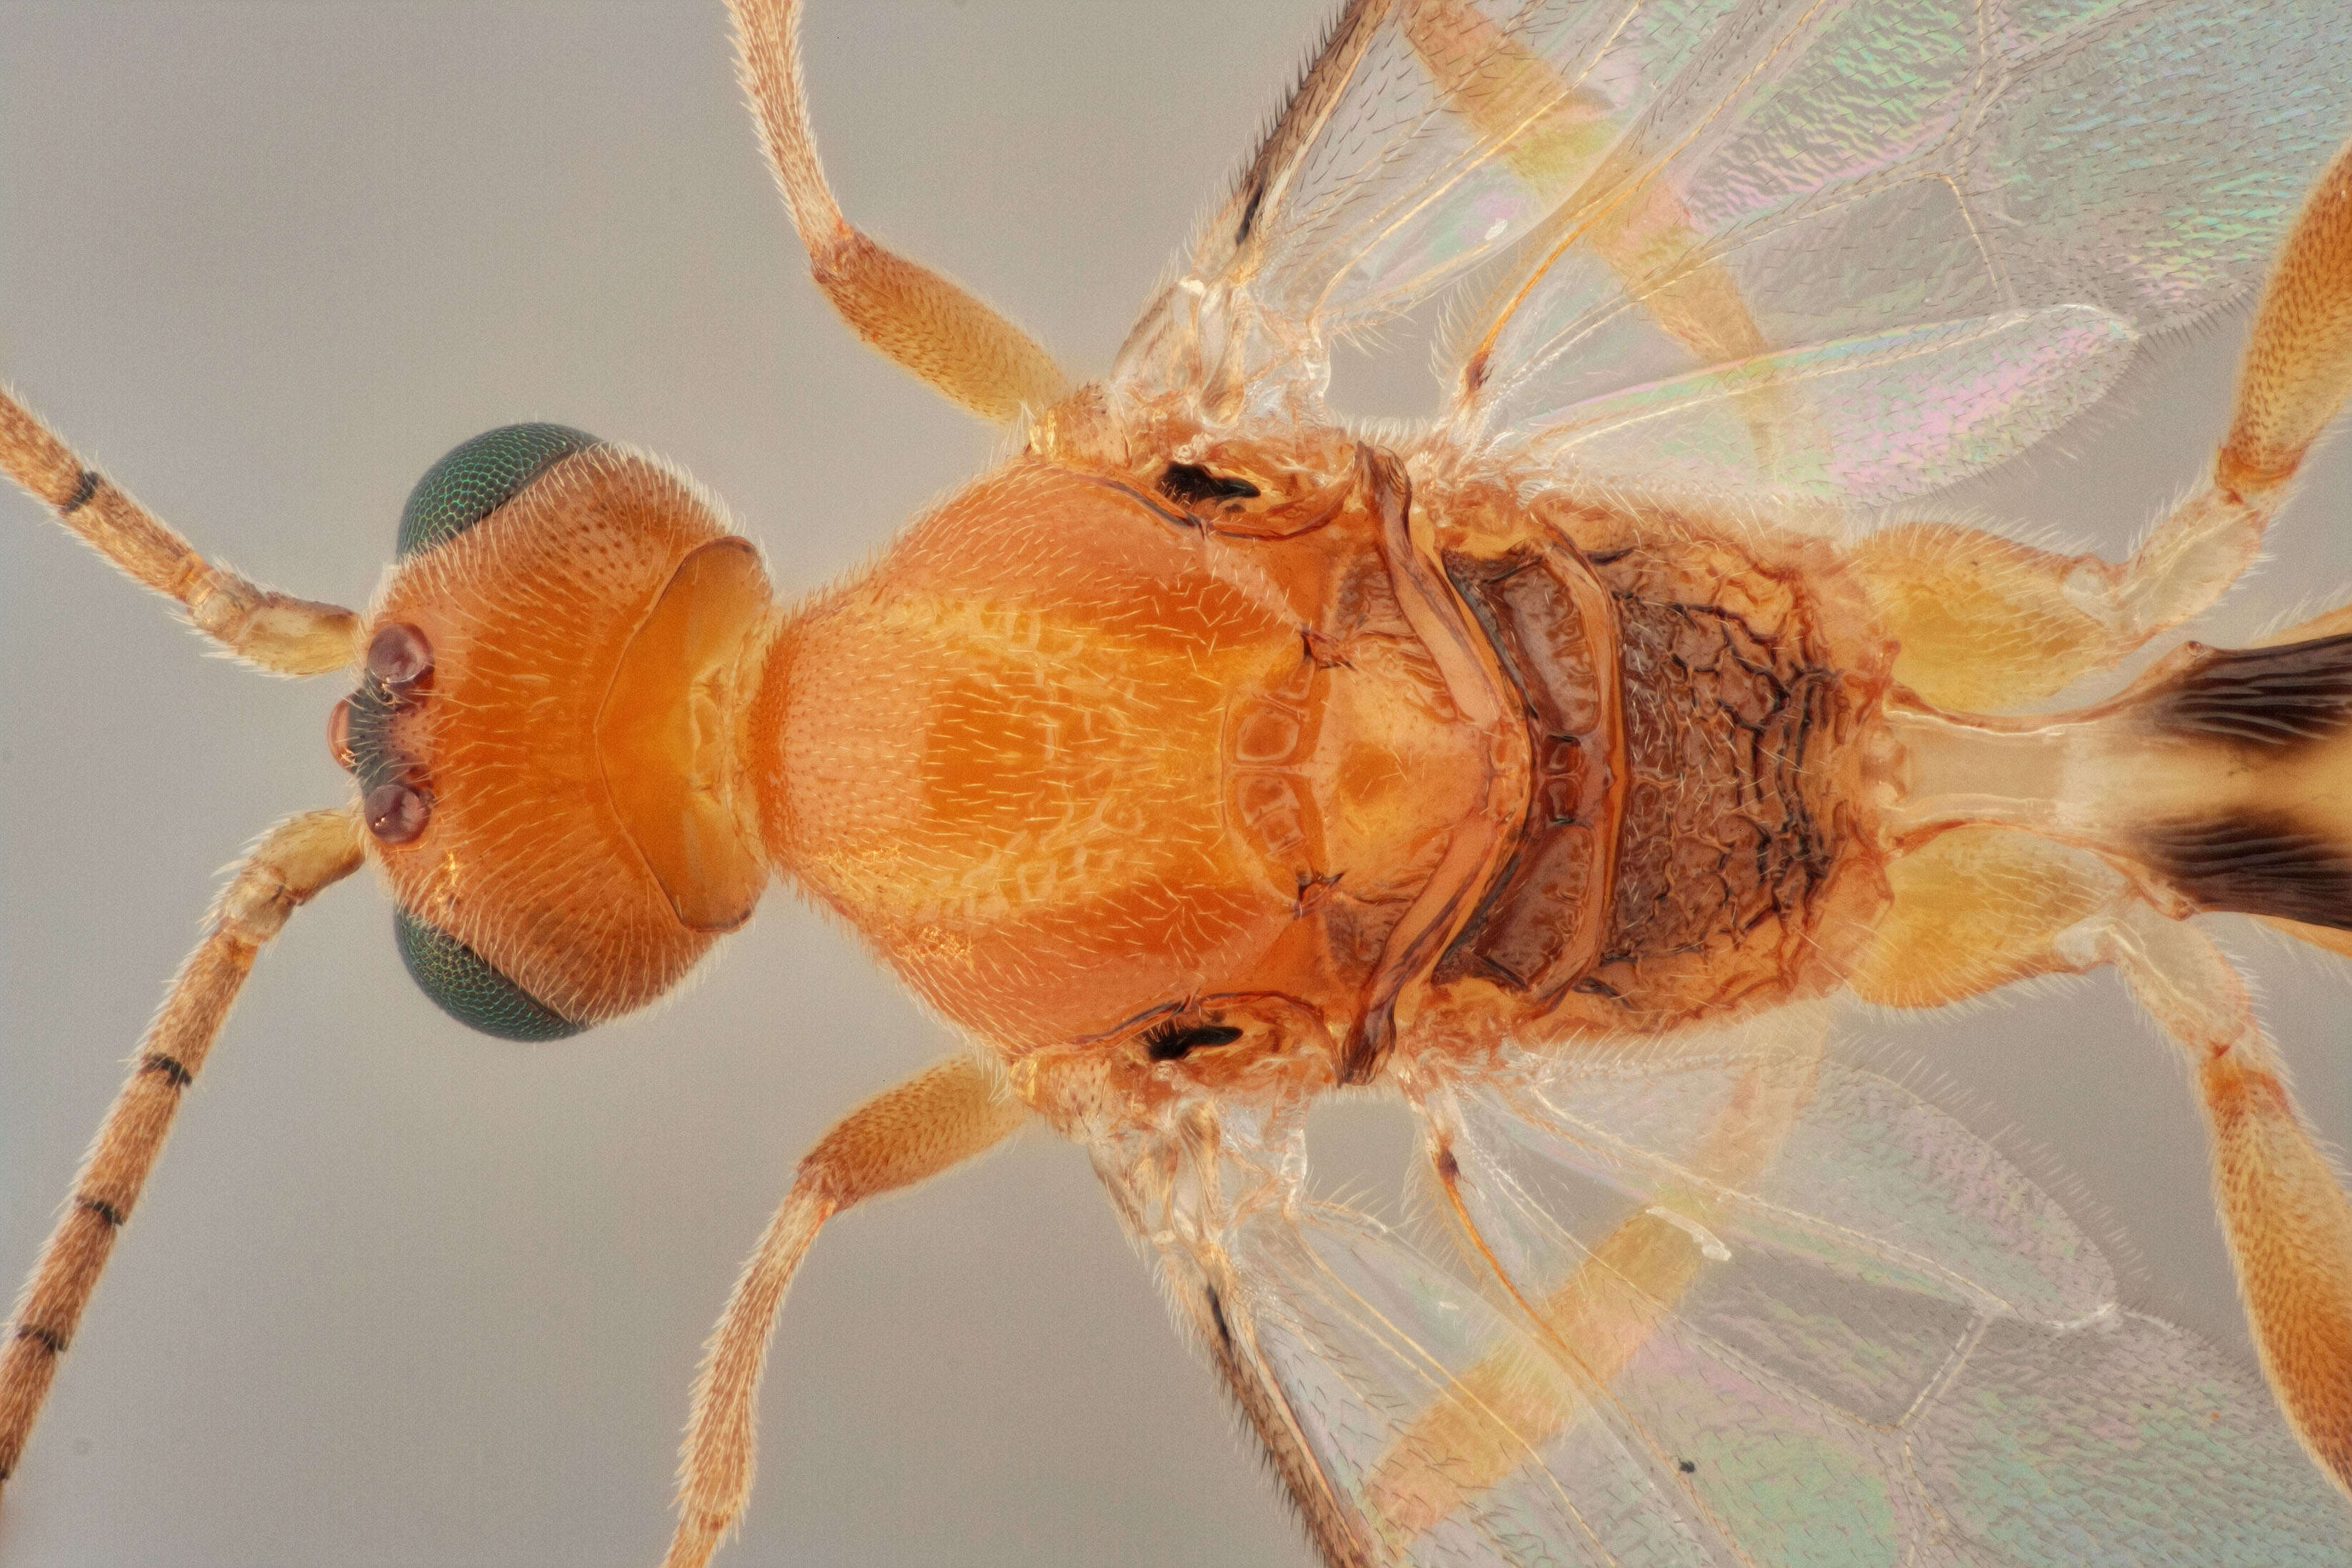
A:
[1103,1012,2352,1566]
[1140,1160,1736,1565]
[1117,0,2352,502]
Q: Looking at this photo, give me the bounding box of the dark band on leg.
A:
[75,1195,126,1229]
[58,468,99,516]
[139,1052,194,1088]
[13,1324,66,1357]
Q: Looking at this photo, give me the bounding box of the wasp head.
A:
[338,426,775,1038]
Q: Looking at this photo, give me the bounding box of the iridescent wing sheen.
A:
[1102,1010,2352,1566]
[1115,0,2352,503]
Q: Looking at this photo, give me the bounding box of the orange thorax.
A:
[752,458,1492,1051]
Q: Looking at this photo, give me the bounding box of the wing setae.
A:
[1095,1007,2352,1565]
[1116,0,2352,503]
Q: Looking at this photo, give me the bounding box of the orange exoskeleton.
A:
[9,1,2352,1564]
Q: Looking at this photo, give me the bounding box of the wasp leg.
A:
[1853,136,2352,713]
[0,386,360,675]
[662,1051,1026,1568]
[2062,902,2352,1502]
[1847,827,2121,1008]
[1859,825,2352,1493]
[0,809,363,1501]
[724,0,1069,426]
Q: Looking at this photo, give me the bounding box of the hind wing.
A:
[1096,1010,2352,1564]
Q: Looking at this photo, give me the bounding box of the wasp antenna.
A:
[0,383,360,675]
[0,808,365,1499]
[725,0,1069,426]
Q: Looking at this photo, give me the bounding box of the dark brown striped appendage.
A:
[2136,813,2352,932]
[2136,633,2352,750]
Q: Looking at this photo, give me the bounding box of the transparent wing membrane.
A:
[1437,1050,2351,1564]
[1118,0,2352,500]
[1519,306,2136,507]
[1104,1015,2352,1565]
[1228,1200,1712,1566]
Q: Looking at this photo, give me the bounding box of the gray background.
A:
[2,4,2348,1565]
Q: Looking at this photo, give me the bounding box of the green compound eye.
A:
[397,423,602,561]
[394,908,586,1042]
